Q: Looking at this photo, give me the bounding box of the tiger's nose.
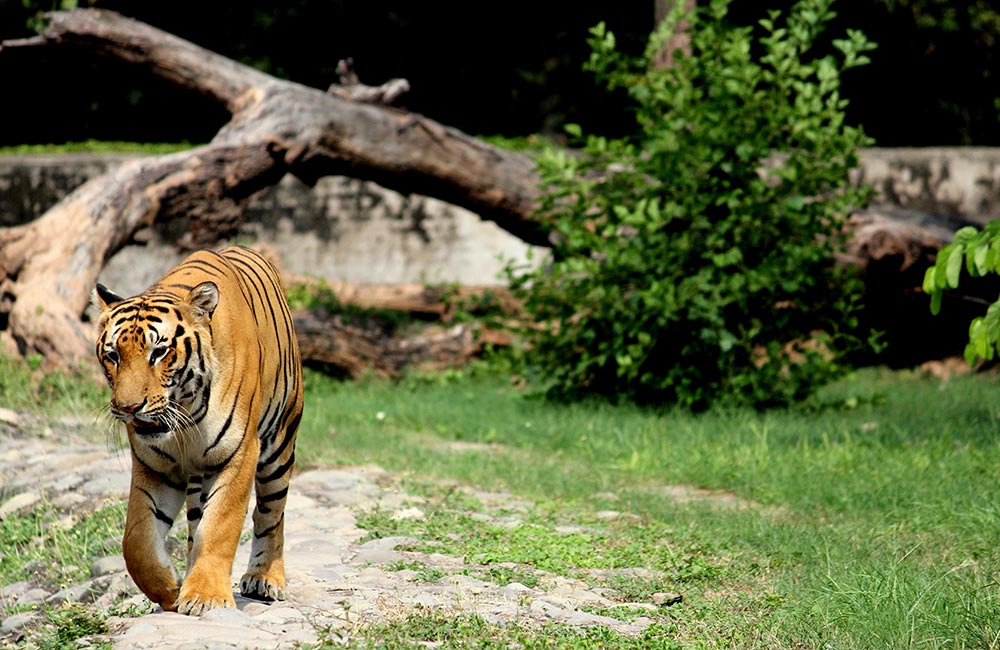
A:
[115,399,146,415]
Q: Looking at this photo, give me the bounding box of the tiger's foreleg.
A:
[123,453,186,612]
[177,432,258,616]
[240,414,301,601]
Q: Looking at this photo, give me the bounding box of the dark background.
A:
[0,1,998,147]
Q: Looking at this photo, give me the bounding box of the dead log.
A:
[289,277,521,320]
[292,310,484,378]
[0,9,544,367]
[0,9,989,371]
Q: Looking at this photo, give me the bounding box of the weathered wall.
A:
[2,148,1000,296]
[0,153,540,295]
[853,148,1000,225]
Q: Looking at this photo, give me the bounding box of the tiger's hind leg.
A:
[240,413,300,601]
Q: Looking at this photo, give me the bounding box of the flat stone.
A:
[0,611,38,635]
[0,408,20,427]
[351,536,418,565]
[17,587,51,605]
[79,472,130,496]
[0,491,41,518]
[501,582,534,599]
[51,493,88,508]
[652,591,683,606]
[287,538,347,565]
[0,580,30,600]
[91,555,127,577]
[48,473,86,492]
[123,621,160,637]
[201,607,253,626]
[46,580,96,605]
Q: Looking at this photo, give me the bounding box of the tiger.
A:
[92,245,303,616]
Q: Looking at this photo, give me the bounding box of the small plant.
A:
[924,222,1000,364]
[508,0,875,408]
[0,501,126,588]
[323,613,682,649]
[34,604,111,650]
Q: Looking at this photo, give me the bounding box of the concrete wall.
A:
[0,153,540,296]
[3,148,1000,296]
[853,148,1000,225]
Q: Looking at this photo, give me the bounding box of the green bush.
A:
[923,223,1000,364]
[507,0,875,409]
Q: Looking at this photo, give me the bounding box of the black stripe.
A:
[258,401,284,445]
[203,421,252,473]
[149,445,176,463]
[133,454,185,491]
[229,254,286,352]
[139,487,176,527]
[203,376,244,456]
[259,411,299,467]
[258,452,295,483]
[257,486,288,504]
[254,513,284,539]
[187,507,202,521]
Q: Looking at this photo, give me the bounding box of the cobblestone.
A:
[0,413,660,648]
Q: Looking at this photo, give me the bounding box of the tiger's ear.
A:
[186,282,219,321]
[92,283,125,313]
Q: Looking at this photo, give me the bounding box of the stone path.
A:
[0,410,661,648]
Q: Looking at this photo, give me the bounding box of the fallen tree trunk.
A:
[289,277,521,320]
[0,9,989,371]
[292,311,486,379]
[0,9,544,368]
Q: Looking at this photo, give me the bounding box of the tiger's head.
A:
[92,281,219,437]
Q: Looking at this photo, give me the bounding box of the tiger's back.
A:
[93,245,303,615]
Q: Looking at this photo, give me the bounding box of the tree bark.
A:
[291,311,485,379]
[0,9,544,368]
[289,277,520,320]
[651,1,695,70]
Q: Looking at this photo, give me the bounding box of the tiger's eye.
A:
[150,346,169,364]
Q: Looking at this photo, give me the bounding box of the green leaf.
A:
[922,266,938,295]
[930,289,943,316]
[972,242,989,276]
[946,245,964,288]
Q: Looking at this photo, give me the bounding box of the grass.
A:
[0,140,198,156]
[296,365,1000,648]
[0,500,125,649]
[312,614,683,650]
[0,353,107,423]
[0,500,126,592]
[5,350,1000,647]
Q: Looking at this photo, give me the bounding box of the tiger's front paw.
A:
[239,571,285,601]
[176,583,236,616]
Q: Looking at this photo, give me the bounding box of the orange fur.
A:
[94,246,303,615]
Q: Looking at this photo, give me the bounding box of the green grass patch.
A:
[359,487,719,585]
[0,140,199,155]
[0,501,126,595]
[297,366,1000,648]
[0,353,108,427]
[8,347,1000,647]
[311,613,682,650]
[34,604,112,650]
